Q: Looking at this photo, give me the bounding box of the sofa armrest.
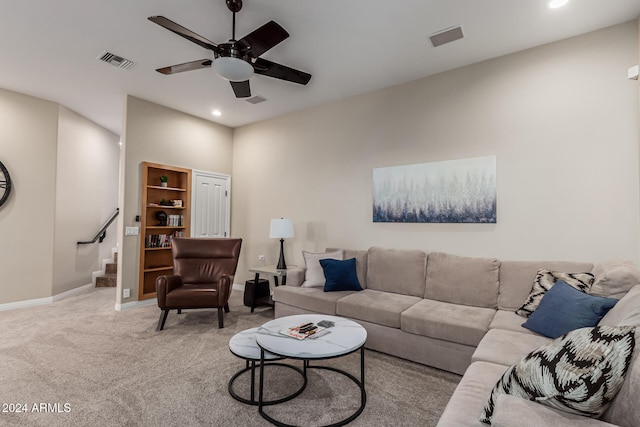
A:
[492,395,618,427]
[285,267,306,287]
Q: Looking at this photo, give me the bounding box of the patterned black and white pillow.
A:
[516,270,595,317]
[479,325,636,425]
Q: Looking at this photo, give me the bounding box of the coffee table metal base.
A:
[228,360,306,406]
[258,346,366,427]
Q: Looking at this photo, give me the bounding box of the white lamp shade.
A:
[270,218,295,239]
[213,57,254,82]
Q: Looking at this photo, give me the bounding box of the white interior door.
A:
[191,171,230,238]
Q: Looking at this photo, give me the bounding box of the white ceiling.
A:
[1,1,639,135]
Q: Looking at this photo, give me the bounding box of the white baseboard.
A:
[0,283,94,312]
[232,282,245,291]
[115,298,157,311]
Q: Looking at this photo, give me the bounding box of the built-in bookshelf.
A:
[138,162,192,300]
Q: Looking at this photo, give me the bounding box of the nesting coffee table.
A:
[255,314,367,427]
[228,327,306,405]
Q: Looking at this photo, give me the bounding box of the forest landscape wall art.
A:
[372,156,496,223]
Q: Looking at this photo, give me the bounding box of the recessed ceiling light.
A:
[548,0,569,9]
[212,110,222,117]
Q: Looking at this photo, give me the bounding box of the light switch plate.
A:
[125,226,139,236]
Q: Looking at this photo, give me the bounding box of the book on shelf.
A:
[144,231,184,248]
[279,322,328,340]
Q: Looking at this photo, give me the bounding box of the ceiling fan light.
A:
[213,57,254,82]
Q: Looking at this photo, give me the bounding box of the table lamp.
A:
[270,218,294,270]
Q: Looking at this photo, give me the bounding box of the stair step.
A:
[105,262,117,274]
[96,274,117,287]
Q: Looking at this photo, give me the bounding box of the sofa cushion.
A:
[492,395,619,427]
[273,286,354,314]
[366,247,426,297]
[599,284,640,327]
[590,259,640,299]
[301,250,343,288]
[480,325,636,424]
[601,328,640,426]
[598,284,640,426]
[336,289,421,328]
[320,258,363,292]
[488,310,538,336]
[327,248,368,289]
[424,252,500,308]
[522,280,618,338]
[498,260,594,311]
[473,328,551,366]
[515,269,595,317]
[402,299,495,347]
[436,361,507,427]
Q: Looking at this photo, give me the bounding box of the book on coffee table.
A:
[279,322,328,340]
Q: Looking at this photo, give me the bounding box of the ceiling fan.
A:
[148,0,312,98]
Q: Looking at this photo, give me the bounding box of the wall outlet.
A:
[258,255,265,261]
[123,288,130,298]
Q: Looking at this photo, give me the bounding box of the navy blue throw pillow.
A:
[319,258,362,292]
[522,280,618,338]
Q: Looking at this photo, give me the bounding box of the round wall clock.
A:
[0,161,12,207]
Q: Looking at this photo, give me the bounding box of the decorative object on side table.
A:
[269,218,294,269]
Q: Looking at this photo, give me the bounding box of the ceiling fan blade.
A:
[156,59,212,75]
[237,21,289,58]
[253,58,311,85]
[230,80,251,98]
[148,16,219,53]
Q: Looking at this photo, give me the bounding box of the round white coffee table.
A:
[255,314,367,427]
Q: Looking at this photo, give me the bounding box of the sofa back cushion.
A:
[327,248,368,289]
[599,284,640,425]
[424,252,500,308]
[366,247,426,297]
[498,260,594,311]
[590,259,640,300]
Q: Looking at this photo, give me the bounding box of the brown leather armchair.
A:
[155,237,242,330]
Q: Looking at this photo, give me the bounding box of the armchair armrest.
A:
[492,395,618,427]
[156,275,183,308]
[285,267,306,287]
[217,274,232,305]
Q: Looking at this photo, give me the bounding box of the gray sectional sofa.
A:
[272,247,640,426]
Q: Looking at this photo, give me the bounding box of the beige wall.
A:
[232,21,640,285]
[118,96,233,303]
[53,107,120,295]
[0,88,59,303]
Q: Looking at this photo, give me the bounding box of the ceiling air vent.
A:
[246,95,267,104]
[97,51,134,69]
[429,26,464,48]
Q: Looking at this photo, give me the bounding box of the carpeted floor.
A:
[0,287,460,426]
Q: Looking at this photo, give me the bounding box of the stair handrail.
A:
[77,208,120,245]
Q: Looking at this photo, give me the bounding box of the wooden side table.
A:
[246,265,295,312]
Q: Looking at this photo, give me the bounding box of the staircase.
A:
[95,251,118,287]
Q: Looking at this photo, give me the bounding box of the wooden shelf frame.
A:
[138,161,192,300]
